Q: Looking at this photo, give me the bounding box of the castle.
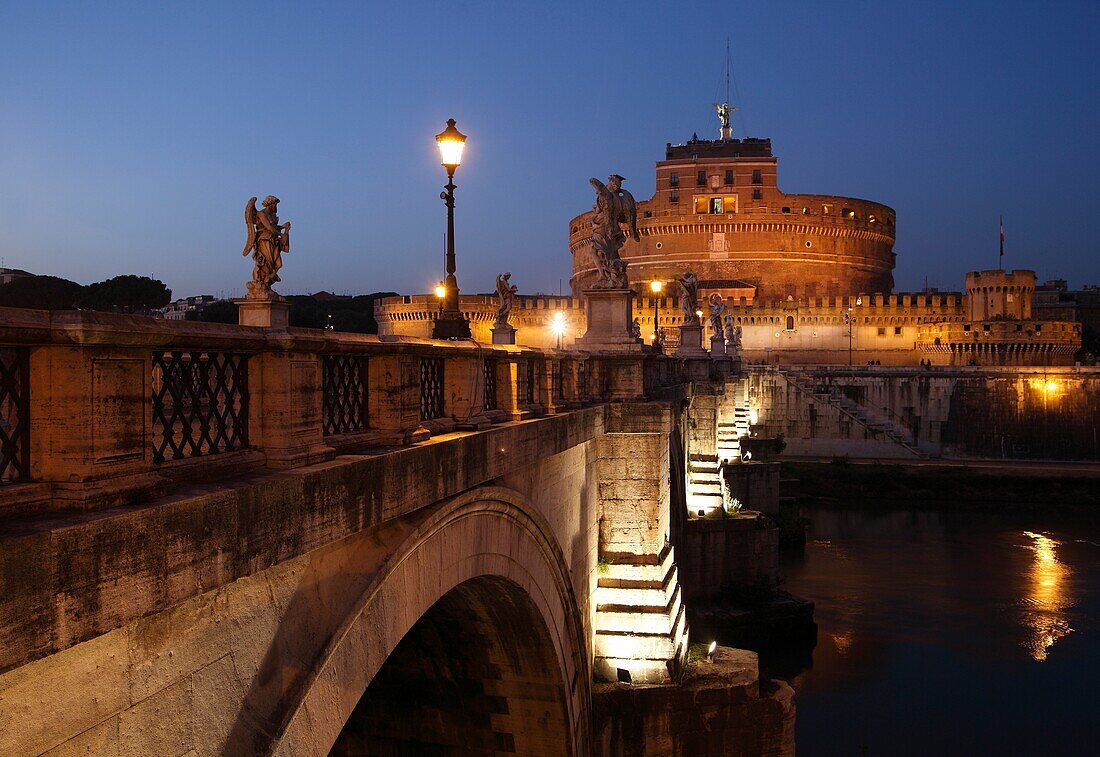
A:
[377,121,1081,366]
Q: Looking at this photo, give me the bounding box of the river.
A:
[768,506,1100,756]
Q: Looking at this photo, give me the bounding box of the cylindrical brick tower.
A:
[569,135,897,299]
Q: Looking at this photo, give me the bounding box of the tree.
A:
[78,275,171,314]
[0,275,83,310]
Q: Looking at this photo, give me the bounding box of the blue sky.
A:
[1,1,1097,298]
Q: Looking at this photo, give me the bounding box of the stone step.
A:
[598,549,675,585]
[595,566,678,608]
[592,656,673,686]
[688,491,723,516]
[594,629,678,661]
[596,585,682,636]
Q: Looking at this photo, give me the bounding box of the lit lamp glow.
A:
[434,282,447,300]
[707,641,717,662]
[435,119,467,170]
[649,279,664,344]
[551,310,566,349]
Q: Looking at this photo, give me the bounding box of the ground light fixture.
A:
[707,641,718,662]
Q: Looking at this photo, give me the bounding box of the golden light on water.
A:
[1020,530,1073,661]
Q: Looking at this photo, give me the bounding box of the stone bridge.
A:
[0,308,793,756]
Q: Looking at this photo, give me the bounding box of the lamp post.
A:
[551,311,566,350]
[432,118,472,340]
[649,279,664,343]
[844,307,853,366]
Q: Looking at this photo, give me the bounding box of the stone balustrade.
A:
[0,305,690,515]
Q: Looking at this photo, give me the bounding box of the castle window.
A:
[894,326,902,335]
[1016,324,1023,331]
[697,170,706,186]
[643,210,652,218]
[785,315,795,330]
[753,189,762,201]
[724,169,733,185]
[842,208,855,219]
[868,214,877,223]
[781,207,791,214]
[983,324,991,332]
[670,190,679,204]
[823,204,831,215]
[964,324,971,332]
[710,197,724,214]
[802,207,810,214]
[877,327,886,336]
[752,169,762,184]
[669,172,679,187]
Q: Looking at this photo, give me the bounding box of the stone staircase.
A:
[593,543,689,685]
[783,371,924,458]
[687,454,724,516]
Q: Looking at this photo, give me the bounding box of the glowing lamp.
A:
[650,279,664,294]
[434,283,447,300]
[695,309,703,320]
[435,118,467,170]
[748,409,759,425]
[707,641,718,662]
[1045,380,1058,393]
[550,311,566,336]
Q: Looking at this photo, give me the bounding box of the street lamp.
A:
[551,311,566,350]
[431,118,472,339]
[844,307,853,366]
[649,279,664,342]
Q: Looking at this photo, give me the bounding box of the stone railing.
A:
[0,306,687,515]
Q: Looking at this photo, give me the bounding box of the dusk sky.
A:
[2,1,1097,299]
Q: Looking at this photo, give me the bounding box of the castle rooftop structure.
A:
[569,131,896,299]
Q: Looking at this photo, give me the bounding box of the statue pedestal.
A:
[676,322,707,357]
[710,334,726,358]
[576,288,642,352]
[236,296,290,329]
[491,324,516,345]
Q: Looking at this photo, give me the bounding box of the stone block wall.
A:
[677,516,780,603]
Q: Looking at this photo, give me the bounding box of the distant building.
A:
[159,294,218,321]
[0,268,35,287]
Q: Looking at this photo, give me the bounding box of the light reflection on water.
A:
[1019,530,1073,661]
[771,508,1100,756]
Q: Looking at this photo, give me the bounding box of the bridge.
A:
[0,307,794,756]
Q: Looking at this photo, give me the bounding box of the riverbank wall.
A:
[733,366,1100,461]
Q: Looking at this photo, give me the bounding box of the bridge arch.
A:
[271,486,591,756]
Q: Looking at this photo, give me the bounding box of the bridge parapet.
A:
[0,306,697,516]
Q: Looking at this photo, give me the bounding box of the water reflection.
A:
[1020,530,1073,661]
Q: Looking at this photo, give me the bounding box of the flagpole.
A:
[999,215,1005,270]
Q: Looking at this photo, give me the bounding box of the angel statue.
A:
[588,174,639,289]
[242,196,291,297]
[731,324,743,352]
[708,293,726,341]
[677,271,699,320]
[723,312,736,343]
[630,317,642,339]
[494,272,518,327]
